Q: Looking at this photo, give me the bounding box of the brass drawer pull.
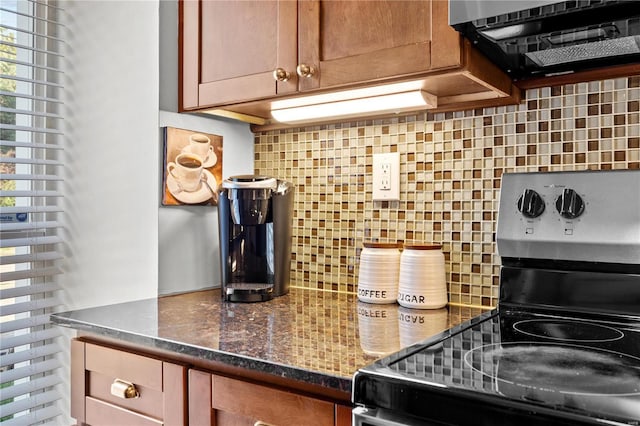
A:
[254,422,275,426]
[110,379,139,399]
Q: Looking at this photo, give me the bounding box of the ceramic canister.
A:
[357,242,401,304]
[397,244,448,309]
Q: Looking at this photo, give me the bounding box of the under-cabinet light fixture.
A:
[271,82,437,124]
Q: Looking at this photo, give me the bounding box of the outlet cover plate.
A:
[372,152,400,201]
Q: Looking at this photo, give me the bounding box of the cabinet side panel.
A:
[163,362,188,426]
[188,369,213,426]
[297,0,321,91]
[71,339,86,424]
[275,0,299,95]
[335,404,352,426]
[179,0,199,110]
[430,0,462,69]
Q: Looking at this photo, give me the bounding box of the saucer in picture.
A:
[166,169,217,204]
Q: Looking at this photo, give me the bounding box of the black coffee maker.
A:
[217,175,294,302]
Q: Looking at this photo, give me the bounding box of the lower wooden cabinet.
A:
[71,339,188,426]
[188,370,351,426]
[71,339,351,426]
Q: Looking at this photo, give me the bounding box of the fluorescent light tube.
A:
[271,90,436,124]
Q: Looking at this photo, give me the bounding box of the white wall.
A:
[158,0,254,295]
[157,112,253,295]
[61,0,160,310]
[58,2,161,423]
[56,1,254,422]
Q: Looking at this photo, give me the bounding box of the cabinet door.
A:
[188,370,337,426]
[297,0,455,92]
[180,0,298,110]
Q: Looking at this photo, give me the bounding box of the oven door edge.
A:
[353,406,442,426]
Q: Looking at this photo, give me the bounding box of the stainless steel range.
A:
[353,169,640,425]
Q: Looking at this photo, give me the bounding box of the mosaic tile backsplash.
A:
[254,76,640,308]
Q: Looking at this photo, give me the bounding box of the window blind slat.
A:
[0,358,61,384]
[0,190,62,198]
[0,124,63,134]
[1,40,64,57]
[0,236,63,249]
[0,90,63,104]
[0,107,63,119]
[0,190,62,197]
[0,140,62,149]
[0,389,61,419]
[0,206,62,214]
[0,267,63,283]
[0,23,64,42]
[0,343,62,369]
[0,373,62,402]
[0,221,61,232]
[0,174,63,181]
[2,404,61,426]
[0,253,63,266]
[0,328,62,352]
[0,313,52,333]
[1,57,62,73]
[0,4,65,24]
[2,74,64,88]
[0,296,61,317]
[0,157,62,166]
[0,282,60,298]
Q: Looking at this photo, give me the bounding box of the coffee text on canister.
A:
[358,288,388,299]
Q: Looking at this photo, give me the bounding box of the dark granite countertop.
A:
[51,288,484,396]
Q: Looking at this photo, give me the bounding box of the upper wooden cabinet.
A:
[179,0,520,129]
[181,1,298,108]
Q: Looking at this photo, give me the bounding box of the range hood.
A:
[449,0,640,80]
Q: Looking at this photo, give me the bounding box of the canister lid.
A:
[403,244,442,250]
[363,242,401,249]
[222,175,277,190]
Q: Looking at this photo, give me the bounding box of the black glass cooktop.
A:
[354,308,640,425]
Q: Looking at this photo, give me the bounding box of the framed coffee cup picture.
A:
[162,127,223,206]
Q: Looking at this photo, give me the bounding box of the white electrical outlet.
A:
[373,152,400,201]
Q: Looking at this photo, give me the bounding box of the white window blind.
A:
[1,0,64,424]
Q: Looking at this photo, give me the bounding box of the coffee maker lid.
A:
[222,175,278,190]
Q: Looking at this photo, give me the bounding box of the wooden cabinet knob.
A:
[272,68,291,82]
[110,379,139,399]
[296,63,316,78]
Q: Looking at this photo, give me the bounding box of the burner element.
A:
[513,319,624,343]
[465,343,640,396]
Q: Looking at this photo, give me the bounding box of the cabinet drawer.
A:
[85,343,164,419]
[86,343,163,390]
[86,397,162,426]
[212,375,335,426]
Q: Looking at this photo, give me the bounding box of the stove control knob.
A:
[555,188,585,219]
[517,189,545,218]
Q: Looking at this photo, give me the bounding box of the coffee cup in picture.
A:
[189,133,211,160]
[167,153,203,192]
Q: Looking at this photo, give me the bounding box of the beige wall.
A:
[255,76,640,308]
